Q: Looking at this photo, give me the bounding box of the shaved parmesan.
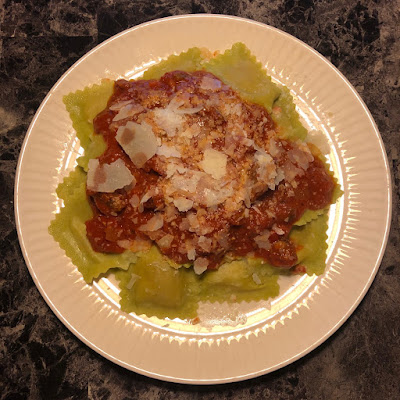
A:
[153,104,185,137]
[187,213,200,231]
[275,168,285,186]
[187,248,196,261]
[140,190,154,205]
[166,164,177,178]
[87,158,134,193]
[170,170,202,194]
[112,104,144,122]
[288,144,313,171]
[198,236,212,252]
[138,214,164,232]
[223,102,242,117]
[181,123,201,138]
[152,96,203,138]
[157,234,174,249]
[168,96,202,115]
[185,240,197,261]
[268,138,281,157]
[173,197,194,212]
[129,194,140,208]
[199,149,227,180]
[130,237,152,252]
[137,190,154,212]
[283,160,304,182]
[157,144,181,158]
[255,150,277,189]
[117,239,133,249]
[255,150,273,167]
[109,100,132,111]
[254,230,271,250]
[202,185,233,207]
[116,121,158,168]
[179,218,190,230]
[193,258,209,275]
[164,205,178,222]
[216,230,229,250]
[165,161,187,179]
[273,225,285,235]
[174,105,202,115]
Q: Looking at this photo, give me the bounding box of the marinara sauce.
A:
[85,71,336,270]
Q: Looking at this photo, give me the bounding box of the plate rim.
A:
[14,14,392,384]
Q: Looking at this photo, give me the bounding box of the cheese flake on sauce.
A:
[112,104,144,122]
[173,197,194,212]
[153,105,184,137]
[199,149,227,180]
[87,158,135,193]
[156,144,181,158]
[116,121,158,168]
[138,214,164,232]
[193,258,209,275]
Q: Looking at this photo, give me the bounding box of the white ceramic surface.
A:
[15,15,391,384]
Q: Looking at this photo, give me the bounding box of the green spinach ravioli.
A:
[49,43,341,320]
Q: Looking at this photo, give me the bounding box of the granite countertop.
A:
[1,1,399,399]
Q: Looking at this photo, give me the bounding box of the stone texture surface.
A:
[1,0,399,399]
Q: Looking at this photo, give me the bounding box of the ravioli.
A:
[49,43,341,319]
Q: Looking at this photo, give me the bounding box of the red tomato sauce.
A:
[85,71,335,270]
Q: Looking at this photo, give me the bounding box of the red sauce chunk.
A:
[85,71,335,271]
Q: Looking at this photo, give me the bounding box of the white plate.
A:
[15,15,391,384]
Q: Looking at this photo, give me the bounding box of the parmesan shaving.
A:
[193,258,209,275]
[273,225,285,235]
[116,121,158,168]
[140,190,154,205]
[173,197,194,212]
[157,144,182,158]
[174,105,203,115]
[116,239,133,249]
[129,194,140,208]
[198,236,212,252]
[255,150,277,189]
[254,230,271,250]
[198,149,227,180]
[87,158,134,193]
[109,100,133,111]
[152,99,185,137]
[157,234,174,249]
[112,104,144,122]
[138,214,164,232]
[187,248,196,261]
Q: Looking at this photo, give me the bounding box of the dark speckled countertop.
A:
[1,1,399,399]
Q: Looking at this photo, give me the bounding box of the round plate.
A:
[15,15,391,384]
